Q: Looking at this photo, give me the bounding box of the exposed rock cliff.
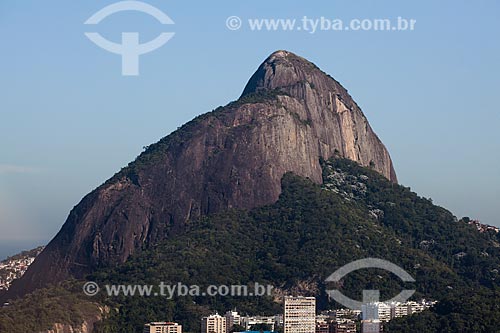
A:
[2,50,397,300]
[39,308,104,333]
[42,321,93,333]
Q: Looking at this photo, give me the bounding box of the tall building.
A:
[361,302,390,322]
[225,310,241,331]
[143,322,182,333]
[361,303,378,321]
[284,296,316,333]
[202,314,227,333]
[377,303,391,322]
[275,314,284,328]
[361,303,382,333]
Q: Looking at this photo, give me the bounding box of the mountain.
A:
[2,159,500,332]
[2,50,397,301]
[92,160,500,332]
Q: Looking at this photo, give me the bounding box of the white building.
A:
[378,303,391,322]
[360,320,380,333]
[361,302,391,322]
[274,314,284,328]
[407,301,426,314]
[391,303,409,318]
[335,319,357,333]
[361,303,378,321]
[283,296,316,333]
[361,299,435,325]
[143,322,182,333]
[240,316,276,331]
[202,314,227,333]
[225,310,241,331]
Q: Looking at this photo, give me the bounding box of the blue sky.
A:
[0,0,499,256]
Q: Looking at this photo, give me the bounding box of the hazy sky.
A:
[1,0,499,255]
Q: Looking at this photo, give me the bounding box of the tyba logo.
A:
[84,1,175,76]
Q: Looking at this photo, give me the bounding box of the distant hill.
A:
[0,246,44,293]
[2,246,44,263]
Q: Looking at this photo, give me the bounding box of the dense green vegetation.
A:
[91,171,458,332]
[322,159,500,288]
[322,159,500,332]
[89,160,500,332]
[386,288,500,332]
[0,281,100,332]
[2,159,500,332]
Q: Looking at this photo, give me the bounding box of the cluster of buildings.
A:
[198,297,359,333]
[316,308,359,333]
[360,300,436,332]
[201,311,279,333]
[0,247,43,291]
[466,219,499,234]
[143,296,435,333]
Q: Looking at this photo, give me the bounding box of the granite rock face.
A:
[2,50,397,300]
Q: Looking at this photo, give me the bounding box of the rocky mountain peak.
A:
[244,50,397,182]
[242,50,320,96]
